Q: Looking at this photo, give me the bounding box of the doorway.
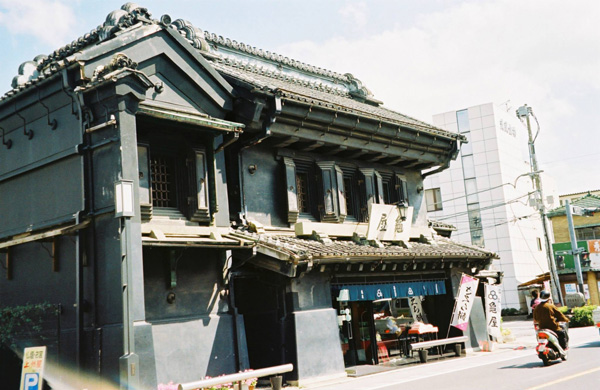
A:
[335,298,413,367]
[337,301,377,366]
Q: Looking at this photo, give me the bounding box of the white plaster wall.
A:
[426,102,556,310]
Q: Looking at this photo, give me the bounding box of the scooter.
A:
[535,322,568,366]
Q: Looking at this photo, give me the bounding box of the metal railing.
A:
[178,363,293,390]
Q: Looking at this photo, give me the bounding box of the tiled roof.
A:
[203,32,349,83]
[1,3,153,102]
[231,231,497,263]
[213,61,459,139]
[559,189,600,198]
[547,193,600,217]
[2,3,461,142]
[428,220,457,230]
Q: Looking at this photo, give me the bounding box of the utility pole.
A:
[516,105,563,305]
[565,199,586,294]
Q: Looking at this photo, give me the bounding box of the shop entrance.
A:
[335,298,412,366]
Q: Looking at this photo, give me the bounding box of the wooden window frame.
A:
[425,188,443,212]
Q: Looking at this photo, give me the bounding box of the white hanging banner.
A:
[450,274,479,331]
[484,284,502,338]
[408,296,428,323]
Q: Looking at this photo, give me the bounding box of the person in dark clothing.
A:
[533,290,570,349]
[530,290,541,310]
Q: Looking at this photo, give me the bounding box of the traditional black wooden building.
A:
[0,4,497,389]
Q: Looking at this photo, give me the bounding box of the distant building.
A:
[547,192,600,305]
[559,190,600,206]
[424,102,559,310]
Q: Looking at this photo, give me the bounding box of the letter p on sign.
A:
[24,373,39,390]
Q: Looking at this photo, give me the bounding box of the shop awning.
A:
[333,280,446,302]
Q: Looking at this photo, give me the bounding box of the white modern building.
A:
[424,102,559,310]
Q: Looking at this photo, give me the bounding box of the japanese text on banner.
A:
[450,274,479,331]
[408,296,428,323]
[484,284,502,339]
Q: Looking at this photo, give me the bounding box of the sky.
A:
[0,0,598,196]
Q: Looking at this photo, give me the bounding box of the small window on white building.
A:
[425,188,443,212]
[537,237,542,251]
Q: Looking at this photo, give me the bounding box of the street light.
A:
[512,170,543,189]
[396,201,407,221]
[115,180,135,218]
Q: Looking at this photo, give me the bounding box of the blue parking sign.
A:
[24,373,39,390]
[20,346,46,390]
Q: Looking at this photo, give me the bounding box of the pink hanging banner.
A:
[450,274,479,331]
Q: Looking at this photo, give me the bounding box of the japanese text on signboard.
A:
[450,274,479,331]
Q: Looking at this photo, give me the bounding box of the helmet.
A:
[539,290,551,302]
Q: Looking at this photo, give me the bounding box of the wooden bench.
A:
[409,335,468,363]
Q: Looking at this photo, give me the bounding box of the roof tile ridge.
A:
[559,190,600,197]
[215,58,349,97]
[435,237,497,256]
[7,3,154,94]
[204,31,348,82]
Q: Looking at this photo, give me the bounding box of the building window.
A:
[281,155,409,224]
[138,139,212,224]
[150,154,177,208]
[343,176,357,219]
[537,237,542,251]
[284,158,320,221]
[425,188,443,211]
[296,171,310,213]
[456,109,470,133]
[576,226,600,240]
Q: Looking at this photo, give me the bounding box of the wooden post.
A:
[5,248,11,280]
[587,270,599,306]
[52,238,59,272]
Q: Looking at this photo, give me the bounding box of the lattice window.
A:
[296,172,309,213]
[150,155,176,208]
[343,176,356,218]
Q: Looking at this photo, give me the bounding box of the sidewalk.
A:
[268,318,538,390]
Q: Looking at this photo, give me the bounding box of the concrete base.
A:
[287,371,348,387]
[290,308,346,386]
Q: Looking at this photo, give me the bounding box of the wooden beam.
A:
[297,141,324,152]
[383,156,407,165]
[365,153,388,162]
[272,136,300,148]
[0,220,89,250]
[342,149,367,159]
[321,145,348,156]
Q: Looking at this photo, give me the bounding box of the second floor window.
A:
[296,171,310,213]
[425,188,443,212]
[576,226,600,240]
[283,156,408,224]
[138,142,211,224]
[150,154,177,208]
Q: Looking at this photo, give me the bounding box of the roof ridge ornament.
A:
[92,53,139,82]
[170,19,210,52]
[99,3,152,42]
[345,73,382,106]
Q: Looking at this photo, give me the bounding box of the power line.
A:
[433,191,536,222]
[450,211,540,238]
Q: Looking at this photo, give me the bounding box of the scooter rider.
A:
[533,290,570,349]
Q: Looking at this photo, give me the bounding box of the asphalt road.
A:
[309,322,600,390]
